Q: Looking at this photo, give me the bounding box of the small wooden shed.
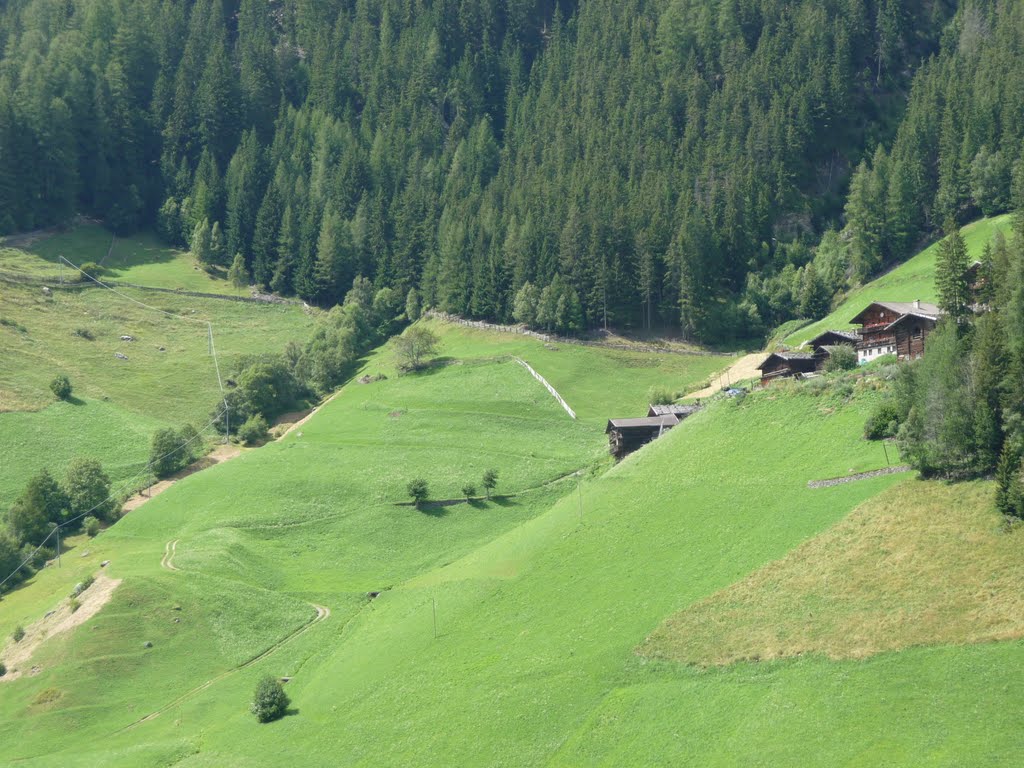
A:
[807,330,861,370]
[605,415,680,459]
[756,352,816,385]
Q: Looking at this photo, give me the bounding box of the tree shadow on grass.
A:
[65,395,86,406]
[402,357,460,377]
[417,502,452,517]
[489,495,518,508]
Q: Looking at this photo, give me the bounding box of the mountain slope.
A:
[785,214,1011,346]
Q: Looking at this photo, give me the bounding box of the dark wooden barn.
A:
[807,330,861,370]
[756,352,816,385]
[605,415,679,459]
[886,312,940,360]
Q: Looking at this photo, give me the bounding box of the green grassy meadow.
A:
[0,222,250,295]
[786,214,1013,346]
[2,306,1023,765]
[0,278,316,507]
[1,322,973,767]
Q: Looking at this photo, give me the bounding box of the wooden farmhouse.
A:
[807,330,861,370]
[849,300,943,363]
[756,352,816,385]
[606,405,701,459]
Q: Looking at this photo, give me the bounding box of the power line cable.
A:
[0,404,229,590]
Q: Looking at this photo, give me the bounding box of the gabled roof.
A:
[883,312,942,332]
[808,329,861,348]
[849,301,942,325]
[605,415,679,433]
[647,403,701,418]
[756,352,815,371]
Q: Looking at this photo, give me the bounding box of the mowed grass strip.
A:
[786,214,1012,346]
[640,479,1024,665]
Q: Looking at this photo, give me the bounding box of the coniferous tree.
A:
[935,220,970,323]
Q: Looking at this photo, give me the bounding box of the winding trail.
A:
[119,538,331,732]
[118,602,330,731]
[160,539,179,571]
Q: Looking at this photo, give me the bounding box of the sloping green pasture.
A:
[414,318,726,424]
[0,223,248,295]
[1,346,961,767]
[0,279,315,506]
[0,351,607,764]
[786,214,1013,346]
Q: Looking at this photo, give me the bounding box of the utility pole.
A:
[577,477,583,522]
[882,441,891,466]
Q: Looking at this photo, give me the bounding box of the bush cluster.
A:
[149,425,202,479]
[212,277,410,438]
[238,414,269,446]
[864,400,901,440]
[1,459,114,596]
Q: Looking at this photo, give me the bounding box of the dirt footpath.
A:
[0,573,121,681]
[686,353,768,399]
[121,442,242,513]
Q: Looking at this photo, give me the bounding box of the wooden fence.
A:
[424,310,728,358]
[514,357,577,420]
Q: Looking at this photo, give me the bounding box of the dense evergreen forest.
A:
[1,0,1022,341]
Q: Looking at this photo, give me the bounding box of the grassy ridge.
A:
[786,215,1013,346]
[0,398,164,505]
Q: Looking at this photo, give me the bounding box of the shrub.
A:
[251,675,290,723]
[864,400,901,440]
[12,625,24,643]
[394,327,440,371]
[648,385,675,406]
[0,662,5,677]
[73,327,94,340]
[78,262,104,280]
[50,375,72,401]
[462,484,477,499]
[63,458,113,522]
[408,478,429,507]
[823,344,858,372]
[83,516,100,537]
[69,598,81,613]
[238,414,269,446]
[70,575,94,598]
[482,469,498,499]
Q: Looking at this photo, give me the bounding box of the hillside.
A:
[0,222,251,296]
[785,214,1012,347]
[0,262,315,505]
[9,321,1020,765]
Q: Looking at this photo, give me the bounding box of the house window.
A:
[912,327,922,340]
